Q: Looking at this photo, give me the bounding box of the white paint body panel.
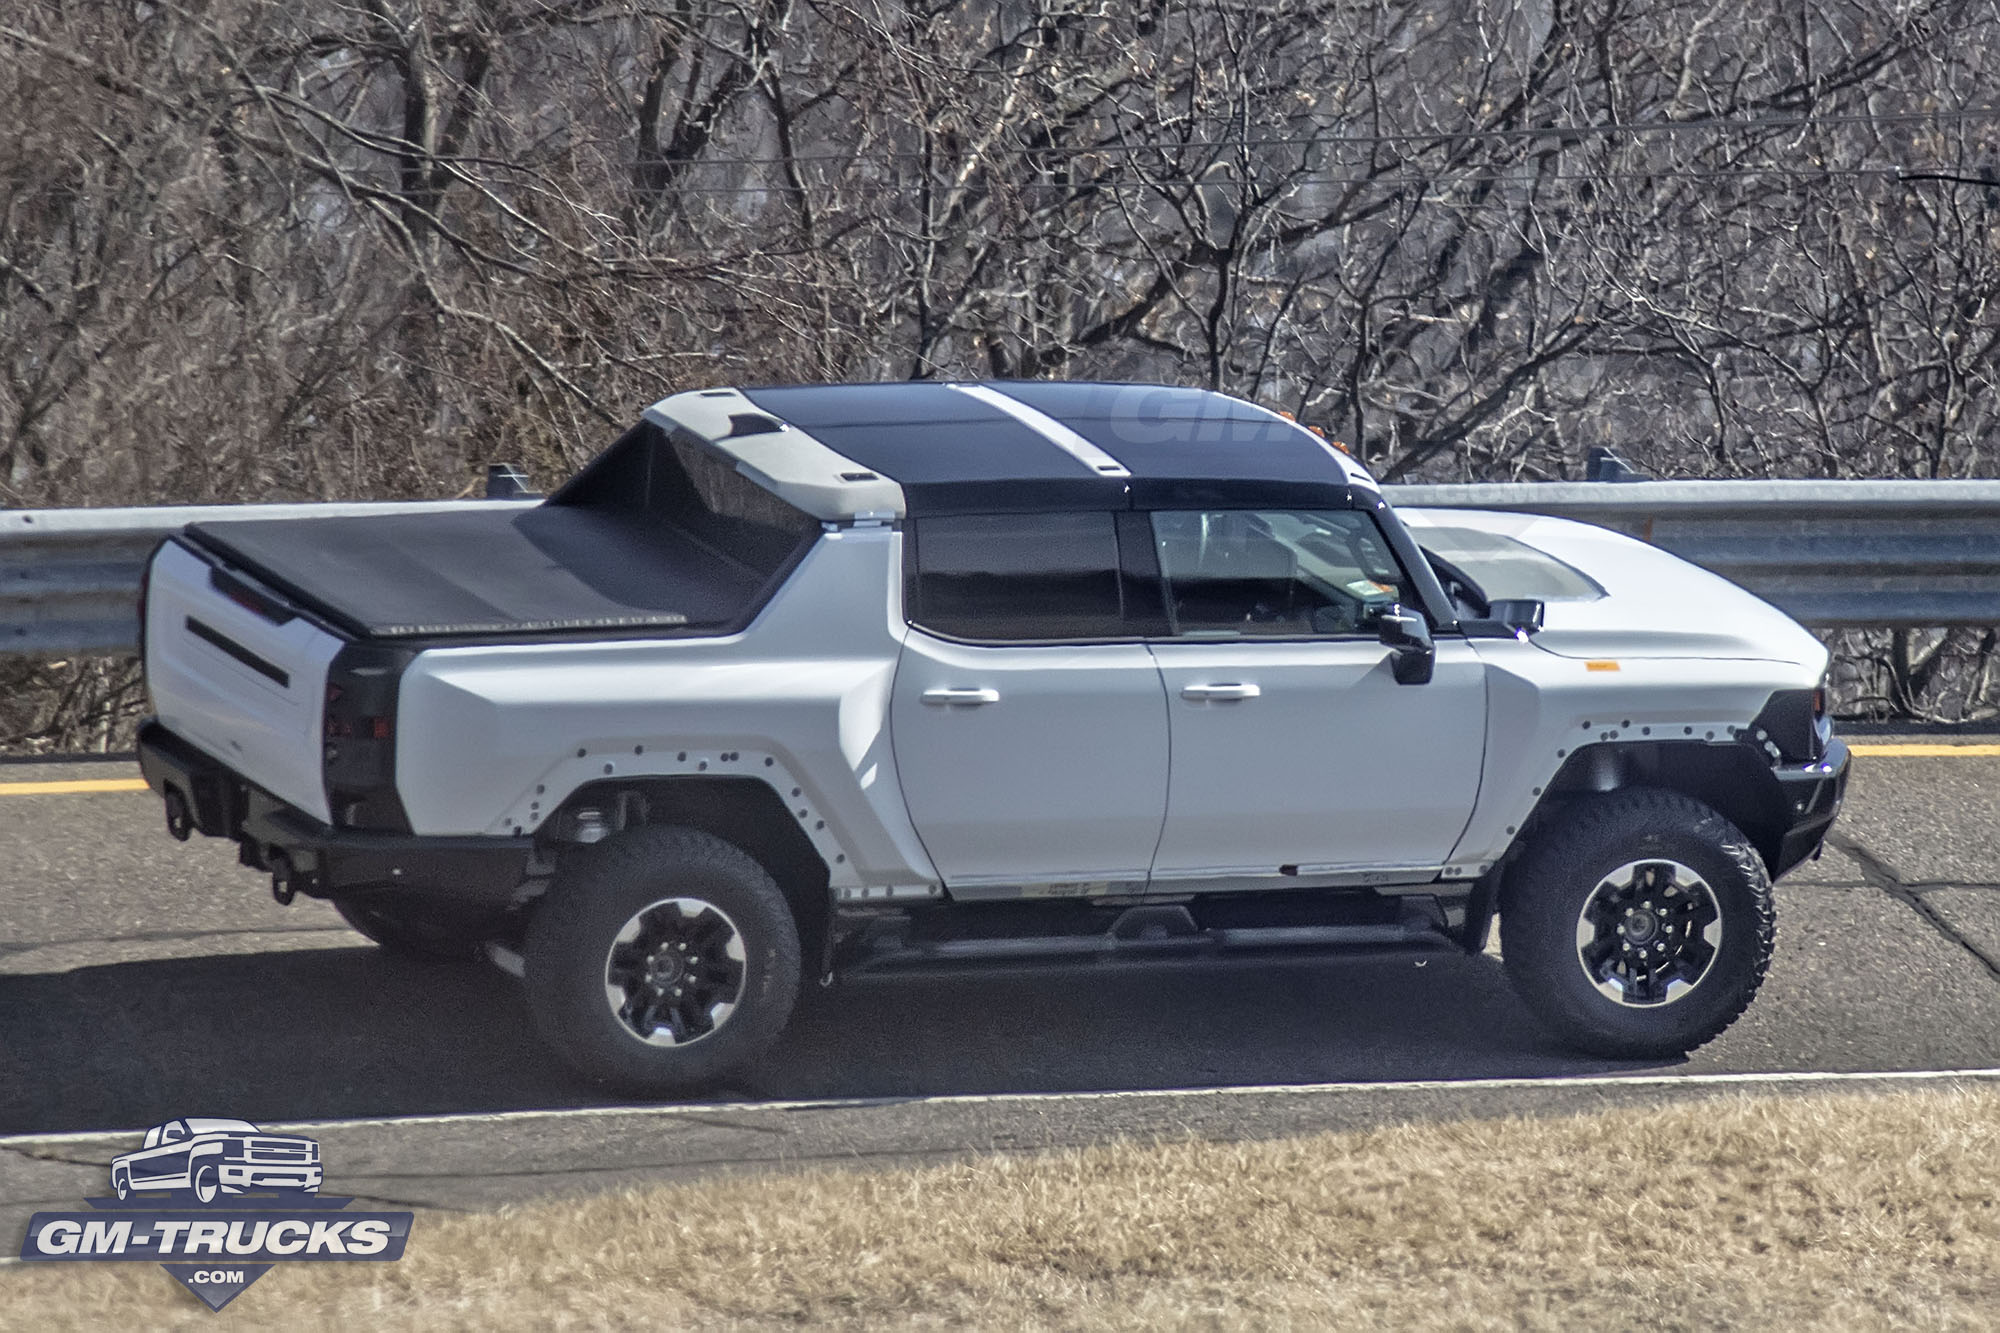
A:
[890,633,1169,894]
[144,541,344,821]
[643,389,906,521]
[1442,638,1824,872]
[1147,638,1487,882]
[1400,508,1828,668]
[393,528,939,894]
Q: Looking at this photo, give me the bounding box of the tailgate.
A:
[144,540,345,821]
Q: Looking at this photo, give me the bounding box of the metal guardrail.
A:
[4,478,2000,655]
[0,500,534,656]
[1390,479,2000,630]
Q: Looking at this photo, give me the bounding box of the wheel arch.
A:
[1529,741,1789,867]
[545,777,834,973]
[1464,740,1792,952]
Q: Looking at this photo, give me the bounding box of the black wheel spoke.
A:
[1575,859,1723,1008]
[602,896,748,1046]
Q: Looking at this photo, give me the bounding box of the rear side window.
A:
[667,434,820,572]
[910,513,1125,641]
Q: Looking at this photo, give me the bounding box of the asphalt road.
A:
[3,740,1999,1234]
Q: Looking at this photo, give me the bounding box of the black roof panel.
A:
[738,381,1362,513]
[741,384,1098,491]
[991,381,1350,485]
[745,382,1003,427]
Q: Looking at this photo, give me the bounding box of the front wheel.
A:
[192,1164,220,1205]
[1500,788,1776,1060]
[522,825,803,1095]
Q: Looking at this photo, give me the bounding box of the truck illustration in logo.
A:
[109,1118,323,1204]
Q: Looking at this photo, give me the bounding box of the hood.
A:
[1398,507,1829,673]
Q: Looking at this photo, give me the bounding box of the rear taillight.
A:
[321,644,414,832]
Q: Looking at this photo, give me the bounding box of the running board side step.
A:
[837,898,1458,974]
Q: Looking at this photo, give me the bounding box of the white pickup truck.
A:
[137,381,1848,1092]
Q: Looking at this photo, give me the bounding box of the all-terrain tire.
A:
[1500,788,1775,1060]
[522,825,802,1095]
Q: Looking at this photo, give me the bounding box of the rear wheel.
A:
[1500,788,1775,1060]
[522,825,802,1095]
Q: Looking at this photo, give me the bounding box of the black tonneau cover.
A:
[184,505,767,640]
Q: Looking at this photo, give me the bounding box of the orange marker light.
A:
[1585,660,1621,672]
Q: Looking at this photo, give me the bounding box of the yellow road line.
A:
[0,777,150,795]
[1847,743,2000,757]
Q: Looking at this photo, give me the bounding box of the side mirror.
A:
[1377,606,1434,685]
[1488,599,1545,633]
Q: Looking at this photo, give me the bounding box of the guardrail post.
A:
[484,464,539,499]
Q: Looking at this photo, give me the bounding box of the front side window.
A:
[1151,509,1414,637]
[911,512,1125,641]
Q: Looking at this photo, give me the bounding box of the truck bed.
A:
[184,505,768,640]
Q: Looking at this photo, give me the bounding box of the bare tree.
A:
[7,0,2000,740]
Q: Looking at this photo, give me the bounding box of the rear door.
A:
[889,512,1169,898]
[1142,508,1488,889]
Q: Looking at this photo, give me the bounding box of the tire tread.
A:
[1500,788,1775,1059]
[523,825,803,1095]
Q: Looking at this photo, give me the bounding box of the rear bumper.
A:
[1770,736,1850,879]
[138,720,532,907]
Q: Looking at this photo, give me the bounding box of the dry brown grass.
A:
[9,1087,1999,1330]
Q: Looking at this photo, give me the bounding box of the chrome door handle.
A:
[1180,682,1261,702]
[921,686,1001,706]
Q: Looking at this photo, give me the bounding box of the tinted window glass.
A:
[1152,510,1414,637]
[667,434,820,572]
[913,513,1125,640]
[549,422,818,579]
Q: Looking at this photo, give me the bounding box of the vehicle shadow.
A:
[0,945,1638,1136]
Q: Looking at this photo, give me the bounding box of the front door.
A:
[1141,508,1488,889]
